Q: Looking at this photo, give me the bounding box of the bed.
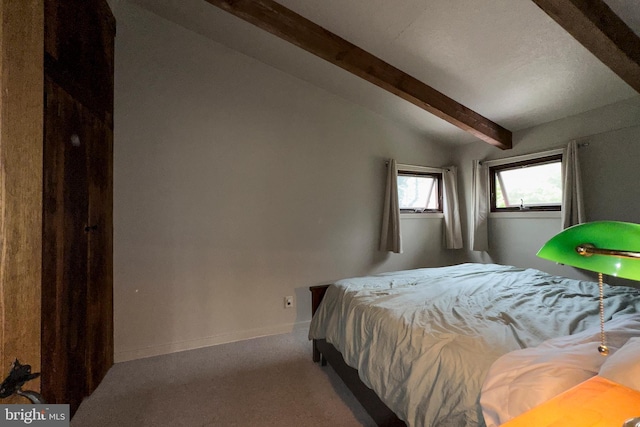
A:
[308,263,640,427]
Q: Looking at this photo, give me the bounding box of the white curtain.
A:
[562,141,585,229]
[380,159,402,253]
[471,160,489,251]
[442,166,463,249]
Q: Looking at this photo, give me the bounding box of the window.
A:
[490,153,562,212]
[397,169,443,213]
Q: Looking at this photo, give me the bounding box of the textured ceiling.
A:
[122,0,640,146]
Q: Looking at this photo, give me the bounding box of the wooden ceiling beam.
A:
[532,0,640,94]
[204,0,512,150]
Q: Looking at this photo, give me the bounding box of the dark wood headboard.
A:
[310,284,330,315]
[309,284,330,362]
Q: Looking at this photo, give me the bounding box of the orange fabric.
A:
[501,376,640,427]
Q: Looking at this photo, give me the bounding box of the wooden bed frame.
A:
[310,285,406,427]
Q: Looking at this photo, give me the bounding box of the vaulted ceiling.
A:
[125,0,640,148]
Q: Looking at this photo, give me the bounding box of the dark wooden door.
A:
[42,81,90,411]
[42,0,114,414]
[42,81,114,412]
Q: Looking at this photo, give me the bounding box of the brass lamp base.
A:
[623,417,640,427]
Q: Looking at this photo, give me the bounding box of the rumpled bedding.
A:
[308,263,640,427]
[481,313,640,426]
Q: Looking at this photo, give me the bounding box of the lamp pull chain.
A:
[598,272,609,356]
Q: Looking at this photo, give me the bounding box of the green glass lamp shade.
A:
[537,221,640,281]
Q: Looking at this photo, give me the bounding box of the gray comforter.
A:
[308,263,640,427]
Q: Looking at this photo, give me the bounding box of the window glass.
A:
[490,154,562,211]
[397,172,442,212]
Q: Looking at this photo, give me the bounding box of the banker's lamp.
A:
[537,221,640,355]
[538,221,640,427]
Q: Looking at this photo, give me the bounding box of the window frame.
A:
[489,153,563,213]
[396,165,443,214]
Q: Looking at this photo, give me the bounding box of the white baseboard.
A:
[114,320,311,363]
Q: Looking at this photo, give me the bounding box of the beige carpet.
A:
[71,327,375,426]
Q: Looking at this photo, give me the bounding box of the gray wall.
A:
[454,97,640,285]
[112,2,456,361]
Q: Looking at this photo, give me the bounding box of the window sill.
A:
[489,211,561,219]
[400,213,444,219]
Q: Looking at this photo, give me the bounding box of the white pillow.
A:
[599,336,640,391]
[481,313,640,427]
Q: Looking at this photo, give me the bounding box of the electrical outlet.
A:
[284,295,294,309]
